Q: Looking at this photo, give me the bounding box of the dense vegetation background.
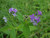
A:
[0,0,50,38]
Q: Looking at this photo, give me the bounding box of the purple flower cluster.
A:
[30,10,42,25]
[9,8,17,17]
[3,8,18,22]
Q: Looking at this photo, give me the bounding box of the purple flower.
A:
[13,9,17,13]
[9,8,13,13]
[38,10,42,15]
[37,19,40,23]
[12,13,17,17]
[35,17,40,23]
[9,8,17,13]
[30,14,35,22]
[30,14,35,19]
[29,10,42,26]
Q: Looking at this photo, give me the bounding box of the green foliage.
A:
[0,0,50,38]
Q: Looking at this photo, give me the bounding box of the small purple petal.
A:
[30,14,36,22]
[37,19,40,23]
[35,17,40,23]
[12,13,17,17]
[9,8,13,13]
[32,14,35,18]
[30,15,33,18]
[38,10,42,15]
[30,18,34,22]
[35,17,40,20]
[30,14,35,19]
[13,9,17,13]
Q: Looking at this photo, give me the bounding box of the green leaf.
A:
[29,26,37,31]
[10,29,16,38]
[23,24,30,38]
[17,12,24,22]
